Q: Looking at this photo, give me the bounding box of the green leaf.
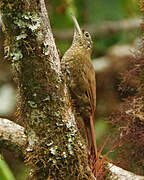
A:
[0,155,15,180]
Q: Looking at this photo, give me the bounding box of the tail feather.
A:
[90,115,97,157]
[86,115,97,169]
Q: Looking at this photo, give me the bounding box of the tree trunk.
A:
[0,0,94,179]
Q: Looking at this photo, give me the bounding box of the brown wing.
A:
[84,57,97,157]
[63,53,96,117]
[62,50,97,156]
[85,57,96,115]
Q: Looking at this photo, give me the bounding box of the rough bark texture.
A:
[0,0,94,179]
[0,118,26,154]
[1,118,144,180]
[140,0,144,57]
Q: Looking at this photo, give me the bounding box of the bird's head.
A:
[71,14,93,54]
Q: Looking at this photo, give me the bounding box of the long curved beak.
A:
[71,14,82,35]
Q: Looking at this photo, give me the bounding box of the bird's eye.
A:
[85,32,89,37]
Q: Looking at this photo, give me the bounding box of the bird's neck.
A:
[71,42,91,58]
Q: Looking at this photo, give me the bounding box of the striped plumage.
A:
[61,15,97,161]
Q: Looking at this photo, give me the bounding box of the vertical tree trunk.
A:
[0,0,94,179]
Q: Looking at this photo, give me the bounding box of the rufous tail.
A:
[90,115,97,158]
[86,115,97,159]
[90,116,97,157]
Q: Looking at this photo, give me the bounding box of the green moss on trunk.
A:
[0,0,94,179]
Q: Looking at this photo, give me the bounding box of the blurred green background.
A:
[0,0,142,179]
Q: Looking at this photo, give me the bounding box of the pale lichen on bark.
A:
[0,0,94,179]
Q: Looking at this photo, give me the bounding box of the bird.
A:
[61,14,97,161]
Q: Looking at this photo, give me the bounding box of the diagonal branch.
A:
[0,118,26,154]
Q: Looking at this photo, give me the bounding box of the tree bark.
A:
[1,118,144,180]
[0,0,94,179]
[0,118,26,155]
